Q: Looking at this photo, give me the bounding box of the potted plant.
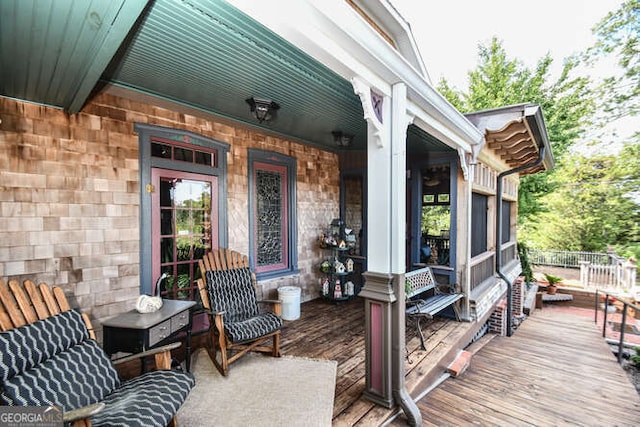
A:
[543,273,563,295]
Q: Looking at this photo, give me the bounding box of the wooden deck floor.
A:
[280,297,477,426]
[281,298,640,426]
[397,307,640,426]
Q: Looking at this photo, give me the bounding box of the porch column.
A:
[353,75,395,407]
[355,80,419,423]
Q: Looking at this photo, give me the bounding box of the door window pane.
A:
[195,150,212,166]
[161,237,174,263]
[151,142,172,159]
[174,147,194,163]
[154,173,215,301]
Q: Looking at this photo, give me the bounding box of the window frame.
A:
[248,149,298,279]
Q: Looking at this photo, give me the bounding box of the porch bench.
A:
[0,279,195,427]
[405,267,463,349]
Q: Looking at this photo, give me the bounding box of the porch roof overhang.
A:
[465,104,555,175]
[0,0,482,157]
[228,0,484,154]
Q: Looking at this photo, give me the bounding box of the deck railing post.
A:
[603,292,608,339]
[618,303,627,363]
[580,261,590,288]
[595,289,599,324]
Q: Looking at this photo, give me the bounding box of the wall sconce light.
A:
[246,97,280,123]
[332,131,354,147]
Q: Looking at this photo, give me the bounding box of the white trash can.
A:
[278,286,301,320]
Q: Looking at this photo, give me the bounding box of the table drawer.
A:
[171,311,190,334]
[149,319,171,347]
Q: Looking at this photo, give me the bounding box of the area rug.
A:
[177,349,338,427]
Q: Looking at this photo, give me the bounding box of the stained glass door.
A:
[151,168,217,300]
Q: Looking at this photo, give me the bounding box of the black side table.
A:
[102,299,196,372]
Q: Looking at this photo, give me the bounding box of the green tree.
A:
[587,0,639,121]
[523,140,640,257]
[437,37,595,221]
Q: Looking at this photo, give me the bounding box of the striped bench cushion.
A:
[224,312,282,343]
[0,308,90,382]
[91,370,195,427]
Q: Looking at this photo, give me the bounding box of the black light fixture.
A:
[246,97,280,123]
[332,131,354,147]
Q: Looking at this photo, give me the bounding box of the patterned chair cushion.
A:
[0,310,120,409]
[91,370,195,427]
[205,268,282,343]
[205,268,259,323]
[224,312,282,343]
[0,309,89,382]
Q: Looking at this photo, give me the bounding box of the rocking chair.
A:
[197,248,282,376]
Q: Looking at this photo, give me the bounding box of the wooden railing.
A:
[580,261,637,290]
[595,290,640,363]
[470,252,495,293]
[500,242,518,267]
[469,243,519,293]
[530,248,637,290]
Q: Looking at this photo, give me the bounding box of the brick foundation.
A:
[512,276,525,317]
[488,299,508,336]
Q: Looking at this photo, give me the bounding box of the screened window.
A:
[249,150,297,278]
[471,192,488,257]
[501,201,512,244]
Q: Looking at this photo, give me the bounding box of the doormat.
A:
[178,349,337,426]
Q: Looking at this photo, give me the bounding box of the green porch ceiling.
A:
[0,0,453,154]
[0,0,149,112]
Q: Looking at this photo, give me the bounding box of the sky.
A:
[390,0,624,89]
[390,0,636,145]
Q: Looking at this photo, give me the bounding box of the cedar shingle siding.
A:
[0,93,339,337]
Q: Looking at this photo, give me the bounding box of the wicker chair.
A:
[197,248,282,376]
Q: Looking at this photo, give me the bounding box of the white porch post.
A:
[356,79,420,423]
[354,76,395,407]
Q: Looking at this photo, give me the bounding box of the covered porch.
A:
[1,0,553,423]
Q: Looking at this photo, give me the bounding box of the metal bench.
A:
[405,267,463,349]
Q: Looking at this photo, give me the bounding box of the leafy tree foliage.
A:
[521,140,640,258]
[437,37,595,221]
[436,30,639,256]
[587,0,640,120]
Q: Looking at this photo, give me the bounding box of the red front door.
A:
[151,168,218,300]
